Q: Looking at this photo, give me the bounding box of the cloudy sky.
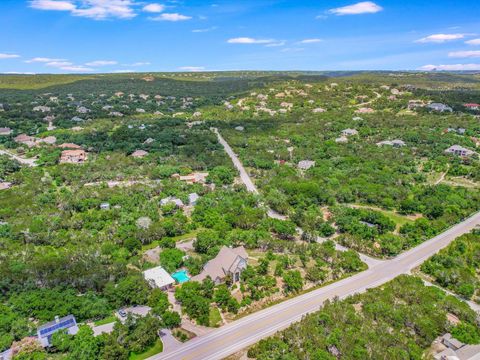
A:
[0,0,479,73]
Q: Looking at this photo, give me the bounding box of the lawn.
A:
[129,339,163,360]
[209,307,222,328]
[94,315,117,326]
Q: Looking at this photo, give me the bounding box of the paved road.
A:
[149,130,480,360]
[212,128,259,195]
[0,149,37,167]
[150,210,480,360]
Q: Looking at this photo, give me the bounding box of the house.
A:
[58,143,82,149]
[444,145,475,157]
[100,202,110,210]
[178,172,209,184]
[14,134,36,148]
[464,103,480,110]
[235,126,244,131]
[71,116,84,122]
[312,108,326,113]
[77,106,90,114]
[0,182,12,191]
[143,266,175,290]
[408,99,426,110]
[32,106,51,113]
[131,150,148,158]
[188,193,199,206]
[0,127,12,136]
[434,333,480,360]
[191,246,248,284]
[298,160,315,170]
[377,139,406,147]
[355,107,375,114]
[335,136,348,143]
[160,196,184,207]
[428,103,453,112]
[37,136,57,145]
[341,128,358,136]
[37,315,79,347]
[60,150,88,164]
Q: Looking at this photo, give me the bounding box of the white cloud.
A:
[25,57,66,63]
[123,62,151,66]
[142,3,165,13]
[192,26,217,33]
[150,13,191,21]
[45,61,73,67]
[299,38,323,44]
[178,66,205,72]
[466,38,480,46]
[112,69,134,73]
[328,1,383,15]
[60,66,95,72]
[416,33,466,43]
[227,37,276,44]
[419,63,480,71]
[30,0,76,11]
[30,0,137,20]
[0,53,21,59]
[85,60,118,66]
[448,51,480,58]
[2,71,36,75]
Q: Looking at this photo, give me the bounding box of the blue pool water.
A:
[172,270,190,283]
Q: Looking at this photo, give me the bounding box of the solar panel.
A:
[39,318,75,337]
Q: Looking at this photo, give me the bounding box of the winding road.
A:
[148,129,480,360]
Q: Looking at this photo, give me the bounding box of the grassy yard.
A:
[209,307,222,328]
[349,204,414,230]
[94,315,117,326]
[129,339,163,360]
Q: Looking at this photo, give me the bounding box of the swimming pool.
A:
[172,270,190,283]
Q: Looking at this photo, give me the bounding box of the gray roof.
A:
[191,246,248,282]
[37,315,77,339]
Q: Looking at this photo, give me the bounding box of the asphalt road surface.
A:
[150,130,480,360]
[151,210,480,360]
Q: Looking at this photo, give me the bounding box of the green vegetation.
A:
[248,275,479,360]
[421,231,480,301]
[209,307,222,328]
[128,339,163,360]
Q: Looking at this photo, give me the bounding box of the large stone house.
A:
[191,246,248,284]
[60,150,88,164]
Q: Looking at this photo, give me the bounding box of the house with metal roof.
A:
[143,266,175,290]
[37,315,79,347]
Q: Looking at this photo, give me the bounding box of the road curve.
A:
[151,211,480,360]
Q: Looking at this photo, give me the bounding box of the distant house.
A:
[100,202,110,210]
[143,266,175,290]
[58,143,82,149]
[160,196,184,207]
[0,127,12,136]
[235,126,244,131]
[191,246,248,284]
[355,107,374,114]
[32,106,51,113]
[131,150,148,158]
[298,160,315,170]
[341,129,358,137]
[71,116,84,122]
[188,193,199,206]
[428,103,452,112]
[0,182,12,191]
[37,315,79,347]
[464,103,480,110]
[376,139,406,147]
[37,136,57,145]
[312,108,326,113]
[14,134,36,148]
[60,150,88,164]
[77,106,90,114]
[444,145,475,157]
[434,333,480,360]
[177,172,209,184]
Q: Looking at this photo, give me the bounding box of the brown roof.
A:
[131,150,148,158]
[14,134,35,143]
[191,246,248,282]
[58,143,82,149]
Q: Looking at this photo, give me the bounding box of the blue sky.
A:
[1,0,479,73]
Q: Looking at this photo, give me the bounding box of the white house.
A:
[298,160,315,170]
[444,145,475,157]
[143,266,175,290]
